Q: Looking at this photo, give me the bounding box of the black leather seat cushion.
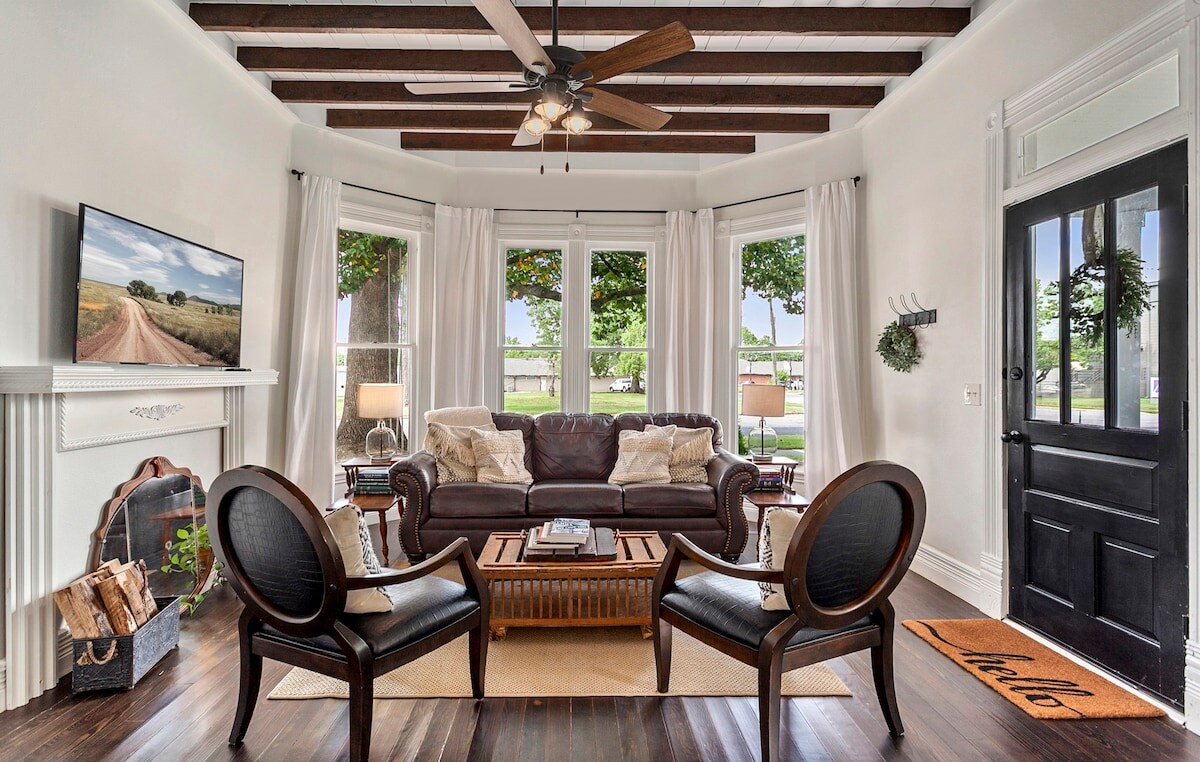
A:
[528,480,623,516]
[429,482,529,517]
[258,575,479,657]
[622,483,716,517]
[660,571,874,650]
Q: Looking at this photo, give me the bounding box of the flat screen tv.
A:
[74,205,244,367]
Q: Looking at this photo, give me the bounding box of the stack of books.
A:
[523,519,618,561]
[353,468,392,496]
[757,465,785,492]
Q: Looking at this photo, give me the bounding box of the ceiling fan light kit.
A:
[404,0,694,172]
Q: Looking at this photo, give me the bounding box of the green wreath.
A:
[877,321,921,373]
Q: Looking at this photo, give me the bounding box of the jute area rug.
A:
[268,626,850,700]
[903,619,1164,720]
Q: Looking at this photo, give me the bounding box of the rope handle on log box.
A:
[76,640,119,666]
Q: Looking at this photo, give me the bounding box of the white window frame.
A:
[334,200,431,490]
[496,221,658,414]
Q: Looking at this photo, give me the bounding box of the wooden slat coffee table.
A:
[476,530,667,640]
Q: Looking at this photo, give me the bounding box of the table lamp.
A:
[741,383,786,459]
[358,383,405,462]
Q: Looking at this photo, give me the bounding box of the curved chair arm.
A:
[346,537,488,606]
[653,534,784,603]
[390,452,438,557]
[706,450,759,559]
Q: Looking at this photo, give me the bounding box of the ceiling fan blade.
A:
[404,81,529,95]
[472,0,555,75]
[573,22,695,84]
[582,88,672,131]
[512,107,541,147]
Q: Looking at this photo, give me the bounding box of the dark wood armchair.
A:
[208,466,489,762]
[652,461,926,762]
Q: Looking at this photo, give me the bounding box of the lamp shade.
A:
[741,383,786,418]
[358,383,405,419]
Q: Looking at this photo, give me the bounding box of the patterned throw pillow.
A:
[425,421,498,484]
[471,428,534,484]
[608,428,673,485]
[758,506,803,611]
[324,504,391,614]
[645,424,716,483]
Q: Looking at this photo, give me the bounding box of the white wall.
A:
[859,0,1168,592]
[0,0,295,585]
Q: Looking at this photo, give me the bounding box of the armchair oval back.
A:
[783,461,926,630]
[209,466,347,636]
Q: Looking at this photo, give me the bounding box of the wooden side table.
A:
[745,489,810,537]
[340,456,401,565]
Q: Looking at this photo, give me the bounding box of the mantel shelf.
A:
[0,365,279,394]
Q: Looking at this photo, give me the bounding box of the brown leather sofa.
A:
[389,412,760,563]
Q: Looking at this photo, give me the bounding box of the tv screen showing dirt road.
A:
[75,206,243,367]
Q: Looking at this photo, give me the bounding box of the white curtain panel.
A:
[431,204,496,408]
[804,179,865,498]
[661,208,716,413]
[284,174,341,503]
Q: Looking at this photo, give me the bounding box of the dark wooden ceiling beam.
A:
[273,81,884,108]
[238,48,922,77]
[400,133,756,154]
[190,4,970,37]
[328,109,830,134]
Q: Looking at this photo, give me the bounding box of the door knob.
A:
[1000,430,1025,444]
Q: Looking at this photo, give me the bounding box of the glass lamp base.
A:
[748,425,778,456]
[365,421,398,461]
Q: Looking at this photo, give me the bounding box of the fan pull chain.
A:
[565,131,570,173]
[539,132,545,175]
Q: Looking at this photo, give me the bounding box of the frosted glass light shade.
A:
[358,383,405,419]
[741,383,786,418]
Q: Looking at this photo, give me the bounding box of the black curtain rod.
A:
[290,169,859,215]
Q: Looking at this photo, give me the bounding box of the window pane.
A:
[1115,187,1159,430]
[741,236,806,347]
[336,231,409,344]
[1022,57,1179,174]
[1030,218,1062,422]
[590,250,647,346]
[590,351,647,413]
[505,248,563,347]
[503,350,562,414]
[335,347,411,463]
[737,352,804,465]
[1068,204,1106,426]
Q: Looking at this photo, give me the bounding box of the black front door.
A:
[1005,141,1188,706]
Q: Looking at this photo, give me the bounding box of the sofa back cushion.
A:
[492,412,535,473]
[614,413,723,448]
[531,413,617,481]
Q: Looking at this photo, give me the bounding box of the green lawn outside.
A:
[1036,397,1158,414]
[503,391,649,416]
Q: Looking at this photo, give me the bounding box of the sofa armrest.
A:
[706,449,760,559]
[389,452,438,557]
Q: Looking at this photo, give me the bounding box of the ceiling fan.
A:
[403,0,695,153]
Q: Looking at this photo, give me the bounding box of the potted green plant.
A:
[161,521,224,615]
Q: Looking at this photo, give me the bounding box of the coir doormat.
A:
[903,619,1164,720]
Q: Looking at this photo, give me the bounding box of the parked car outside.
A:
[609,377,633,392]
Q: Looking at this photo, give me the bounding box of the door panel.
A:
[1005,141,1188,706]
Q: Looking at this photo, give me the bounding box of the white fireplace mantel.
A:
[0,364,278,710]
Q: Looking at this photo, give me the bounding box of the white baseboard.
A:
[909,544,983,610]
[57,628,72,679]
[0,659,6,712]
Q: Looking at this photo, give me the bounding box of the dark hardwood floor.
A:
[3,561,1198,761]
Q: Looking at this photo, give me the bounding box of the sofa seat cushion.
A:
[527,480,623,516]
[429,482,529,518]
[622,483,716,518]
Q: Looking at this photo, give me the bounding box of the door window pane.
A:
[1068,204,1106,426]
[503,349,561,414]
[1115,188,1160,430]
[1030,218,1062,422]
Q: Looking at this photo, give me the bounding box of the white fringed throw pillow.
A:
[471,428,533,484]
[425,421,498,484]
[758,506,803,611]
[644,424,716,483]
[608,428,673,485]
